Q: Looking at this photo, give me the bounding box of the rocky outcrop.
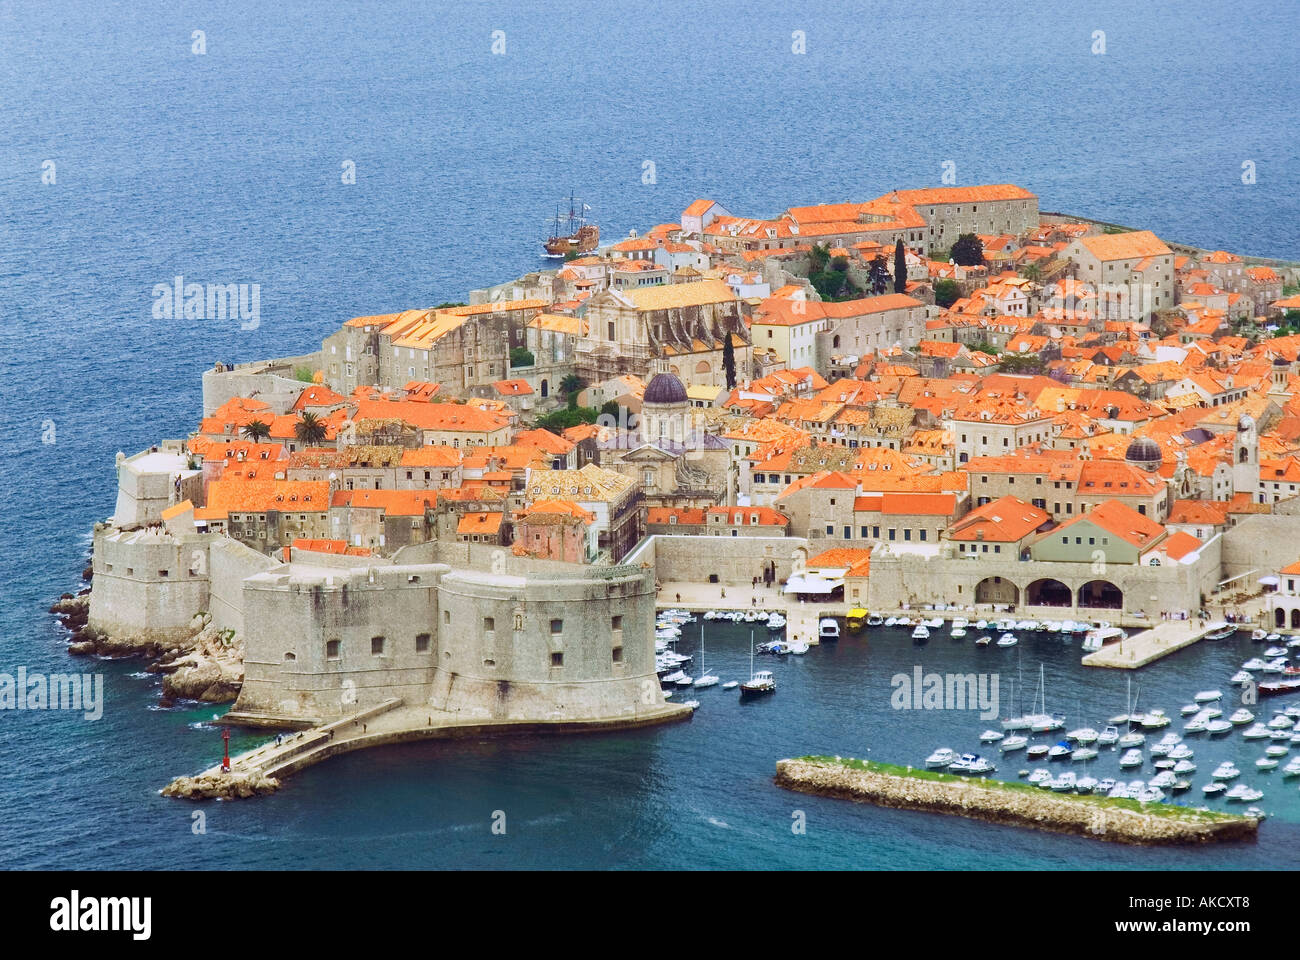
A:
[54,601,244,705]
[161,770,279,800]
[775,757,1260,846]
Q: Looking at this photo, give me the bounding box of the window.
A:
[551,651,564,667]
[444,610,451,624]
[825,525,834,536]
[612,615,623,632]
[326,639,340,660]
[158,569,169,577]
[550,619,563,634]
[371,636,385,655]
[415,633,430,653]
[483,617,495,633]
[612,646,623,663]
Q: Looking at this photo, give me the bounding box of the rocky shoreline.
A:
[50,593,244,706]
[161,770,279,800]
[775,757,1260,846]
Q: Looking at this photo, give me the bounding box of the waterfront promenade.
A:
[1081,620,1224,670]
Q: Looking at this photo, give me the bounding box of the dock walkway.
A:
[1081,621,1221,669]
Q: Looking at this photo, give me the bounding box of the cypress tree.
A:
[722,334,737,389]
[893,238,907,294]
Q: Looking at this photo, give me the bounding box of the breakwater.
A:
[774,756,1259,845]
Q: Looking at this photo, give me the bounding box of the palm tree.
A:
[559,374,585,399]
[294,411,328,446]
[241,419,271,442]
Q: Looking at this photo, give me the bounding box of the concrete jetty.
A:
[1082,620,1227,669]
[163,698,690,799]
[775,756,1259,845]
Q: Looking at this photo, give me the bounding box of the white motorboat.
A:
[974,620,988,630]
[1096,778,1117,793]
[1242,658,1268,671]
[947,753,995,775]
[1255,756,1279,770]
[1265,645,1288,657]
[975,635,992,646]
[1205,720,1233,735]
[1172,759,1197,774]
[1140,710,1172,730]
[1136,786,1165,803]
[1026,768,1052,785]
[1251,628,1268,641]
[1048,742,1073,760]
[1229,671,1253,684]
[1049,772,1077,792]
[1194,690,1222,702]
[1211,762,1241,780]
[979,729,1004,743]
[1000,735,1028,752]
[1199,706,1222,719]
[1117,731,1145,748]
[884,617,898,627]
[1268,714,1295,729]
[1149,770,1176,788]
[1242,723,1271,740]
[926,748,958,768]
[1225,784,1264,802]
[951,618,969,630]
[1071,747,1099,762]
[1282,758,1300,777]
[950,628,967,639]
[786,639,809,655]
[1179,703,1201,716]
[1265,744,1290,757]
[1076,776,1098,793]
[1201,781,1226,795]
[1167,744,1193,760]
[911,625,930,641]
[1066,727,1099,744]
[996,619,1016,632]
[1183,716,1209,734]
[721,680,739,690]
[1119,749,1144,768]
[818,618,840,640]
[1097,725,1120,746]
[997,633,1017,647]
[1027,745,1049,760]
[923,617,943,629]
[676,674,696,687]
[866,615,884,627]
[766,613,786,631]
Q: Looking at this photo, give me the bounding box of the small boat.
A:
[1167,744,1194,760]
[926,748,958,768]
[1194,690,1222,702]
[866,614,884,627]
[1267,633,1283,642]
[1282,758,1300,776]
[1251,629,1268,641]
[682,699,700,709]
[1242,723,1271,740]
[845,609,867,632]
[1259,678,1300,695]
[997,633,1017,647]
[1071,746,1099,762]
[1225,784,1264,802]
[947,753,995,775]
[1153,758,1175,770]
[1066,727,1099,744]
[1211,762,1241,780]
[1229,671,1254,684]
[1271,729,1292,741]
[1050,772,1077,792]
[1183,716,1208,734]
[1117,731,1145,748]
[1265,744,1290,757]
[951,617,969,630]
[1205,720,1233,736]
[787,639,809,655]
[1266,645,1288,658]
[694,675,719,688]
[1000,735,1027,752]
[1097,725,1120,746]
[975,635,992,646]
[1136,786,1165,804]
[693,624,719,688]
[739,671,776,698]
[911,625,930,642]
[1242,658,1268,671]
[1172,759,1197,774]
[722,680,739,690]
[1149,770,1176,788]
[1026,768,1052,785]
[950,628,967,639]
[1268,713,1296,729]
[1199,706,1222,719]
[1096,778,1117,793]
[1201,781,1226,795]
[1140,711,1172,730]
[1027,744,1049,759]
[1255,756,1279,770]
[1171,779,1192,793]
[1119,749,1144,768]
[1179,703,1201,716]
[974,620,988,630]
[676,675,696,687]
[818,618,840,641]
[979,729,1005,743]
[884,617,898,627]
[766,613,786,631]
[1048,741,1073,760]
[1203,622,1236,641]
[923,617,943,628]
[1076,776,1098,794]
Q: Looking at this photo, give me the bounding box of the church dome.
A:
[1238,413,1255,432]
[644,372,688,405]
[1273,356,1289,366]
[1124,436,1162,469]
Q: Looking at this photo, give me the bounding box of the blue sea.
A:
[1,0,1298,869]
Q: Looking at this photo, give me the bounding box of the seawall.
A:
[774,756,1259,846]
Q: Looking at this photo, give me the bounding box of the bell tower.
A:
[1232,414,1259,498]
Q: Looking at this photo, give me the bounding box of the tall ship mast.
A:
[542,193,599,258]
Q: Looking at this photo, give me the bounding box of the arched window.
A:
[1239,447,1249,463]
[540,379,549,398]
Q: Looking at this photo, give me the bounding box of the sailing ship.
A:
[542,194,599,258]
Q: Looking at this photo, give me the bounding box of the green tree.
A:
[934,279,960,308]
[294,411,328,446]
[722,333,737,388]
[950,234,985,267]
[293,366,314,383]
[560,374,585,399]
[1020,263,1041,282]
[242,419,271,442]
[893,238,907,294]
[509,347,535,368]
[808,243,831,274]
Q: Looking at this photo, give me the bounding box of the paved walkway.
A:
[1081,620,1223,669]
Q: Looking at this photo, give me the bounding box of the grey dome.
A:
[644,372,688,405]
[1125,436,1162,465]
[1274,356,1290,366]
